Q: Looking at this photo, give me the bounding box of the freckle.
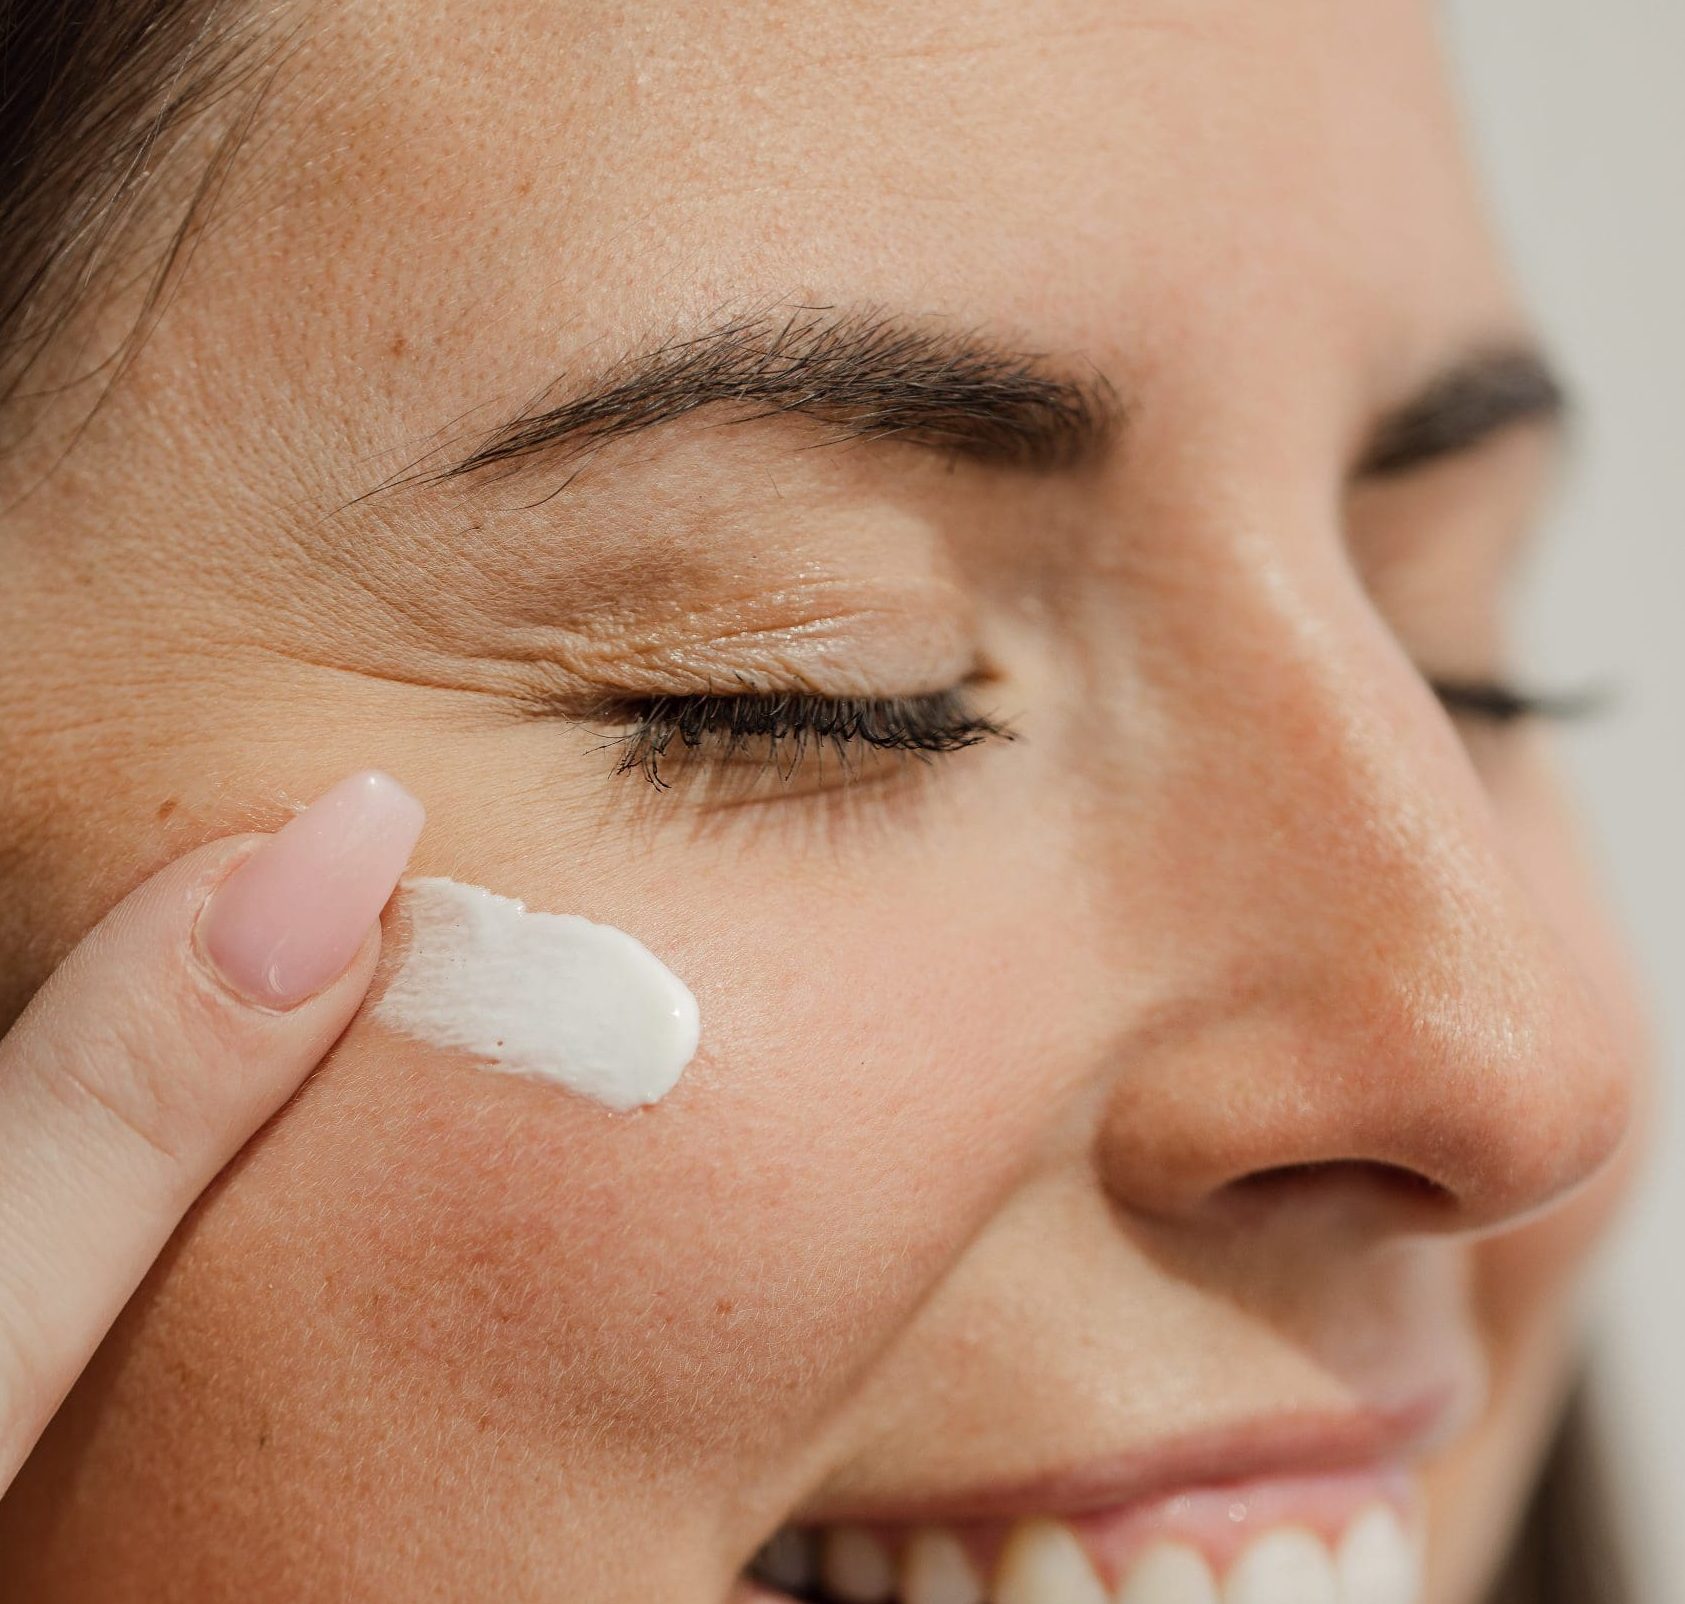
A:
[389,333,407,358]
[156,797,178,821]
[715,1298,734,1316]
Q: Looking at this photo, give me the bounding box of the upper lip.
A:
[799,1386,1455,1527]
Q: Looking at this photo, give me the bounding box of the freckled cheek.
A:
[228,867,1069,1466]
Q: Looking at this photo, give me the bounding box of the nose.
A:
[1090,563,1637,1237]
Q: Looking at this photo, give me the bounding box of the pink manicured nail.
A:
[197,770,425,1008]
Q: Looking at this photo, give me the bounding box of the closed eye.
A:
[581,675,1603,793]
[596,688,1012,789]
[1427,676,1613,724]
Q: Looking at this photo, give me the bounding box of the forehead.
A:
[177,0,1516,488]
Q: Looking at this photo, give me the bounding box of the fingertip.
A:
[193,770,425,1011]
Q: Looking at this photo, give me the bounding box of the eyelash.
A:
[604,689,1010,788]
[1427,676,1612,724]
[599,676,1609,790]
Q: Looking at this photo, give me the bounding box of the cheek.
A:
[165,810,1077,1503]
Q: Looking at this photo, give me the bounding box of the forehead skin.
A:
[140,0,1520,526]
[0,4,1648,1604]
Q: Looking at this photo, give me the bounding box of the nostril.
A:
[1219,1159,1458,1222]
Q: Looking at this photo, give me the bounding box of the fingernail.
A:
[197,770,425,1008]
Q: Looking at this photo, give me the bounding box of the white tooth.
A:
[1335,1505,1421,1604]
[903,1527,984,1604]
[821,1526,896,1603]
[1114,1542,1219,1604]
[1222,1527,1338,1604]
[755,1527,818,1591]
[995,1519,1109,1604]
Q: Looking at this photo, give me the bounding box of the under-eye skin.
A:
[596,687,1013,789]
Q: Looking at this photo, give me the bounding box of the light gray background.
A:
[1442,3,1683,1595]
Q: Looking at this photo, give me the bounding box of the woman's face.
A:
[0,1,1652,1601]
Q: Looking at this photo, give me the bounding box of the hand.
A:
[0,769,424,1488]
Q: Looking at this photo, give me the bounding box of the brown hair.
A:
[0,6,1640,1602]
[0,0,285,469]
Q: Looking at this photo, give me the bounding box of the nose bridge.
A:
[1091,546,1634,1232]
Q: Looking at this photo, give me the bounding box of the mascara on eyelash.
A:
[599,689,1013,790]
[1427,676,1617,723]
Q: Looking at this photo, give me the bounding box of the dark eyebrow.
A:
[370,315,1562,507]
[1357,346,1569,478]
[390,306,1121,497]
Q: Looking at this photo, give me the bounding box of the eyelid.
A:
[596,688,1012,790]
[1428,675,1614,723]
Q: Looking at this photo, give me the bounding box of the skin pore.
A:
[0,0,1652,1600]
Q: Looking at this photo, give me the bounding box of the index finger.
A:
[0,770,423,1485]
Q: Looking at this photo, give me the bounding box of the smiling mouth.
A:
[745,1486,1421,1604]
[741,1398,1449,1604]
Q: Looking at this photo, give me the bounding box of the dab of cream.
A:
[373,876,700,1111]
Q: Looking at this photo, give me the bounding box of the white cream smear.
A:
[373,876,700,1111]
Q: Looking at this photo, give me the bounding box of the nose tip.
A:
[1093,849,1640,1239]
[1423,977,1636,1231]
